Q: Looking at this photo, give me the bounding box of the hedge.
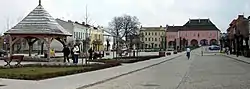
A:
[0,62,121,80]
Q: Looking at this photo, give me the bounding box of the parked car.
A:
[167,48,174,51]
[208,45,220,50]
[0,49,7,57]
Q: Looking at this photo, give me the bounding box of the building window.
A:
[74,32,75,38]
[149,32,150,35]
[145,38,147,41]
[155,38,157,41]
[155,44,157,48]
[149,38,151,41]
[145,44,148,48]
[77,32,78,38]
[145,32,147,35]
[155,32,157,36]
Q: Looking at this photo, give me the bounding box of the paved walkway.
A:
[1,51,185,89]
[84,48,250,89]
[223,54,250,64]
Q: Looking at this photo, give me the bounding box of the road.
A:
[84,49,250,89]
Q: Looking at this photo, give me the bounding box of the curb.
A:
[77,54,184,89]
[222,55,250,64]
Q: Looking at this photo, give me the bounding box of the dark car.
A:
[0,49,7,57]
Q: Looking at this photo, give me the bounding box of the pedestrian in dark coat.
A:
[88,48,93,60]
[62,45,70,63]
[71,47,75,62]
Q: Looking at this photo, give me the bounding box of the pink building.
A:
[166,19,220,48]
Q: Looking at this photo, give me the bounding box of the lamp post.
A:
[160,35,164,51]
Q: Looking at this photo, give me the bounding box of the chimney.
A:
[68,20,72,23]
[238,15,244,19]
[75,21,79,24]
[82,22,85,25]
[199,18,201,23]
[173,24,175,27]
[160,25,162,28]
[189,18,191,23]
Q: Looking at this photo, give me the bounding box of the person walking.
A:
[70,46,75,63]
[62,45,70,63]
[186,47,191,60]
[73,45,80,64]
[201,46,204,56]
[88,48,93,60]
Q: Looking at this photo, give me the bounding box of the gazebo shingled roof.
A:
[4,0,72,60]
[4,1,71,36]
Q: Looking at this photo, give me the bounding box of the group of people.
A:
[62,45,80,64]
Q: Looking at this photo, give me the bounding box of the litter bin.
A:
[44,53,47,58]
[159,51,165,57]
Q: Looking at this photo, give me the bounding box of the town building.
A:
[89,26,104,51]
[55,19,90,52]
[166,19,220,50]
[139,26,167,51]
[227,15,249,56]
[248,16,250,49]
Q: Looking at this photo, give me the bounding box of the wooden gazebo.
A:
[4,0,72,59]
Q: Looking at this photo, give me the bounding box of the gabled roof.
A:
[183,19,220,31]
[4,2,71,36]
[166,26,182,32]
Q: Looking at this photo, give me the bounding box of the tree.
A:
[108,14,140,50]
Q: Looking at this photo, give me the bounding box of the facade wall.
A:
[166,32,178,47]
[73,23,89,52]
[140,29,165,49]
[90,28,104,51]
[249,18,250,48]
[166,30,220,47]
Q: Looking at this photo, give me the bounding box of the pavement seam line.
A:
[175,71,188,89]
[76,54,183,89]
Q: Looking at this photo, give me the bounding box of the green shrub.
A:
[0,62,121,80]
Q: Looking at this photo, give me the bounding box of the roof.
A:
[166,26,182,32]
[4,3,72,36]
[183,19,220,31]
[229,19,237,26]
[140,27,166,31]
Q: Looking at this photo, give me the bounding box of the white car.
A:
[209,45,220,50]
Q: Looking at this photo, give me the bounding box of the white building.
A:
[54,19,90,51]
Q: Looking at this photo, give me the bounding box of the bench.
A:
[3,55,24,66]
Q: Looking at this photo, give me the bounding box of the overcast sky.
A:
[0,0,250,34]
